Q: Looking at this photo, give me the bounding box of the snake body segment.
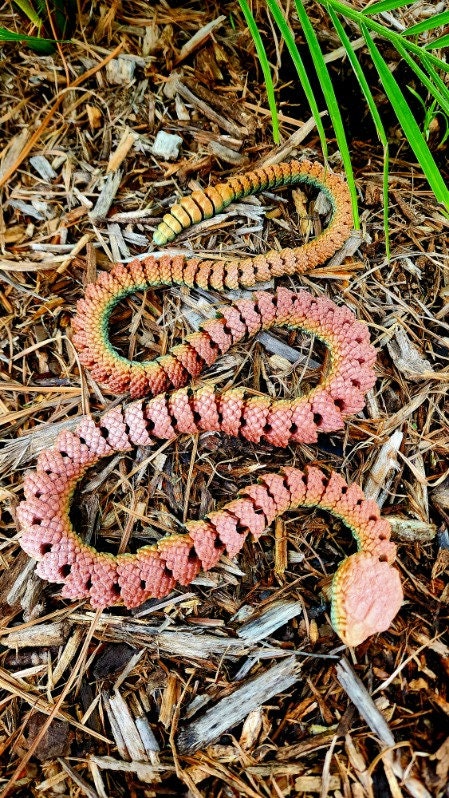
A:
[17,160,403,646]
[73,285,376,441]
[18,435,402,647]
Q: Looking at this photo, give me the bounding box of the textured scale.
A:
[17,160,403,647]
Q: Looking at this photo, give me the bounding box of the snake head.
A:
[331,552,403,647]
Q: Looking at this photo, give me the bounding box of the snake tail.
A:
[153,158,352,249]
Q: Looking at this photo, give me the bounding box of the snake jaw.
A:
[331,552,403,647]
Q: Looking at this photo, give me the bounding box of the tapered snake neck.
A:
[17,160,403,646]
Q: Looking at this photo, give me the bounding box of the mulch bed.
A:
[0,2,449,796]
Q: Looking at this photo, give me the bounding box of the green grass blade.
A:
[293,0,358,227]
[393,39,449,116]
[420,52,449,113]
[324,0,449,74]
[0,26,56,53]
[327,5,390,254]
[35,0,48,15]
[12,0,42,27]
[238,0,280,144]
[361,24,449,213]
[326,9,387,144]
[425,33,449,51]
[362,0,416,14]
[266,0,328,159]
[403,11,449,37]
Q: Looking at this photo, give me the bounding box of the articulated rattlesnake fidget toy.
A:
[17,160,403,647]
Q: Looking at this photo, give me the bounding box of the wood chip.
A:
[107,127,139,173]
[107,689,149,761]
[29,155,57,181]
[2,622,70,650]
[363,430,403,504]
[0,129,29,181]
[207,140,249,166]
[389,517,437,542]
[151,130,184,161]
[89,755,172,780]
[336,657,395,747]
[387,326,434,380]
[174,79,247,138]
[105,57,136,85]
[90,170,123,222]
[236,600,303,643]
[175,16,226,64]
[294,774,340,793]
[177,657,301,753]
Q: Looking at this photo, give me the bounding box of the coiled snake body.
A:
[17,161,403,647]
